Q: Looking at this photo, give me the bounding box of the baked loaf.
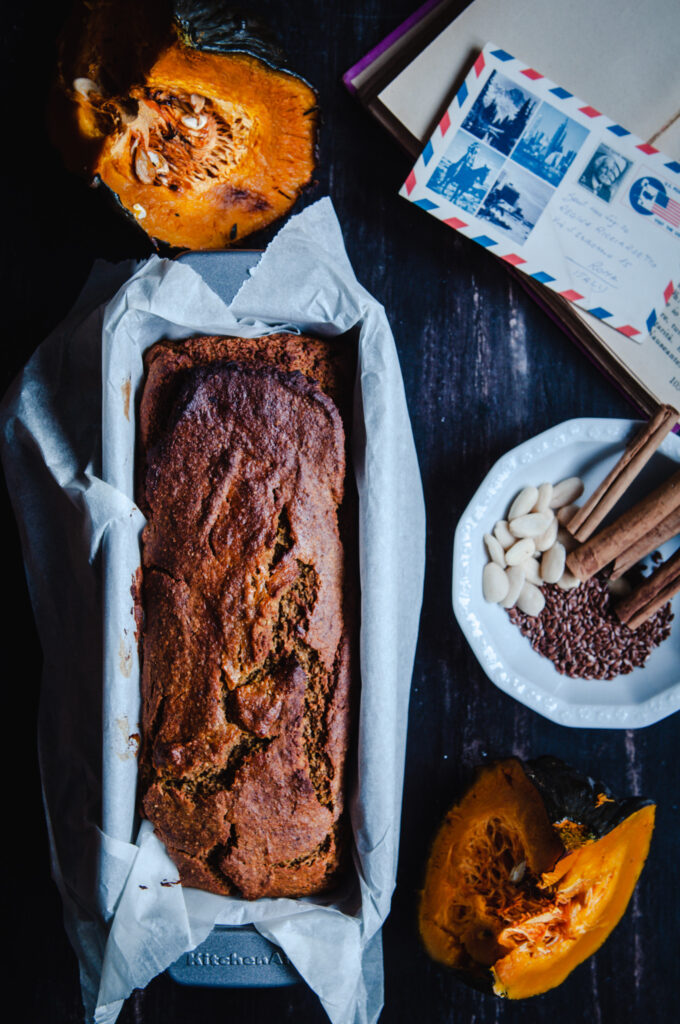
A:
[137,333,355,899]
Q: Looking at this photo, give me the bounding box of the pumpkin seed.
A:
[73,77,99,98]
[509,860,526,884]
[182,113,208,130]
[147,150,169,173]
[134,147,154,184]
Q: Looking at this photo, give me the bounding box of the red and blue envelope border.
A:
[401,43,679,339]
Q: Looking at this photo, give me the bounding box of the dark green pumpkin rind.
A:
[170,1,320,249]
[172,1,320,122]
[60,0,319,251]
[172,1,285,67]
[92,175,169,251]
[525,756,654,841]
[420,756,654,996]
[172,2,319,104]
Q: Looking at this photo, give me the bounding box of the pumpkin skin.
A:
[419,758,655,998]
[53,0,318,249]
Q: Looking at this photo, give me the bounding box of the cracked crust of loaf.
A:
[137,334,355,899]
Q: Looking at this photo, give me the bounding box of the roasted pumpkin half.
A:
[52,0,318,248]
[419,757,655,998]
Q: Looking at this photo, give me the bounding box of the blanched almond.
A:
[557,502,580,525]
[493,519,515,549]
[483,562,509,603]
[534,482,553,513]
[520,556,542,585]
[508,486,539,520]
[549,477,584,509]
[536,516,558,552]
[484,533,506,567]
[541,541,566,583]
[509,512,552,538]
[505,538,536,565]
[557,570,580,591]
[501,565,525,608]
[516,581,545,616]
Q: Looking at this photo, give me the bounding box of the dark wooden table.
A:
[3,3,678,1022]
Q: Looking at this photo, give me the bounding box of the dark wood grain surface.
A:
[3,3,678,1023]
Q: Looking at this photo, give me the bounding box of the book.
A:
[345,0,680,414]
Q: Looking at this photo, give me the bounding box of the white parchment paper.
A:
[1,198,425,1023]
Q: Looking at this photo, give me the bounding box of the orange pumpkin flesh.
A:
[419,759,655,998]
[54,1,318,249]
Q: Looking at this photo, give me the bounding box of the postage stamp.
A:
[401,43,680,337]
[578,143,632,203]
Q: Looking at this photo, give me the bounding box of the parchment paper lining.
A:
[0,199,425,1024]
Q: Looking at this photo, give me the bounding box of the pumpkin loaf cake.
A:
[137,333,355,899]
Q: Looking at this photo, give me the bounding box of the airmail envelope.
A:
[401,43,680,339]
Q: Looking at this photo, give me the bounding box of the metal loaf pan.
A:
[167,249,298,988]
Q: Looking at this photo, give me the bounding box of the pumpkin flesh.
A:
[493,805,655,997]
[419,760,655,998]
[55,1,318,248]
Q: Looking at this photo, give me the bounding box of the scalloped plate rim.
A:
[452,416,680,729]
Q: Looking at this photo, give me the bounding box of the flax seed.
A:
[507,574,673,679]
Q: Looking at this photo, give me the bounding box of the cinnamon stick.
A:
[566,469,680,581]
[616,548,680,629]
[567,404,679,541]
[610,505,680,579]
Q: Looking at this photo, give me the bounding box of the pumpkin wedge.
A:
[52,0,318,248]
[419,757,655,998]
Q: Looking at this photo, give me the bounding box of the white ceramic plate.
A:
[453,418,680,728]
